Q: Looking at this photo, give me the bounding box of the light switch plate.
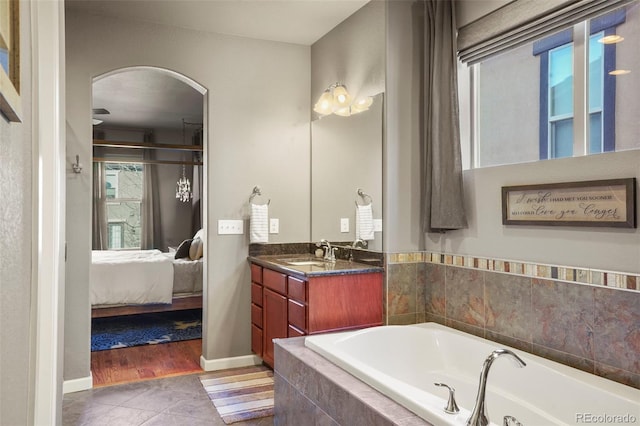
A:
[373,219,383,232]
[217,219,244,235]
[340,218,349,233]
[269,218,279,234]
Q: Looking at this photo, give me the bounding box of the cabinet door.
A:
[262,288,288,368]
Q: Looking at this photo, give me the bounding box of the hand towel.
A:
[355,203,374,240]
[250,203,269,243]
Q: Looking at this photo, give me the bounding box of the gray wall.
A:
[0,2,35,425]
[65,10,310,381]
[310,0,385,250]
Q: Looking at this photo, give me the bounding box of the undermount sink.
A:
[286,260,327,266]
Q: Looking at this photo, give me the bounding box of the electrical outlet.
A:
[217,219,244,235]
[269,218,279,234]
[340,218,349,233]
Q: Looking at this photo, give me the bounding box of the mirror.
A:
[311,93,383,251]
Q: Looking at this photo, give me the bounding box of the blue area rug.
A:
[91,309,202,351]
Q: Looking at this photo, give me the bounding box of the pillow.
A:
[193,228,204,241]
[189,237,204,260]
[175,239,193,259]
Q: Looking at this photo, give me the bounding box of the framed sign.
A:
[502,178,636,228]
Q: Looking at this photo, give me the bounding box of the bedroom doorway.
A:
[89,67,208,386]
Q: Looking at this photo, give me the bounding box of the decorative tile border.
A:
[387,251,639,292]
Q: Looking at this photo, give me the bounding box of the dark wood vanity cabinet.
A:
[250,261,383,368]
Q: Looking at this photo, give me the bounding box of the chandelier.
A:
[176,165,192,202]
[176,118,193,203]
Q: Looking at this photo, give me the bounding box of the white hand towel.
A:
[250,203,269,243]
[355,203,374,241]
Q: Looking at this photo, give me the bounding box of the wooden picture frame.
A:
[502,178,636,228]
[0,0,21,122]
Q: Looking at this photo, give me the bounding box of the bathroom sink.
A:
[286,260,327,266]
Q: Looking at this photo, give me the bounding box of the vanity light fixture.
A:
[314,82,374,117]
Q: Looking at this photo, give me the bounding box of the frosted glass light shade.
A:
[350,96,374,114]
[313,89,334,115]
[332,84,351,107]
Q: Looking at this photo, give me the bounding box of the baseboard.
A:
[200,354,262,371]
[62,373,93,394]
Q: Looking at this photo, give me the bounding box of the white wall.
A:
[65,10,310,380]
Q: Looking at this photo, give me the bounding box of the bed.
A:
[90,249,203,318]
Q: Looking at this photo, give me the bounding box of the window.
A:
[104,163,143,249]
[534,11,625,160]
[469,2,639,169]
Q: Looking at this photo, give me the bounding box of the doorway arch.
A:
[90,66,209,378]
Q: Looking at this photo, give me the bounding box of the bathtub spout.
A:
[467,349,526,426]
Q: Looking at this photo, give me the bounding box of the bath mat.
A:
[200,365,274,424]
[91,309,202,351]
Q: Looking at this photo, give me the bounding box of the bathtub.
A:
[305,323,640,426]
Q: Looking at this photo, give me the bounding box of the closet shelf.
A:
[93,139,203,152]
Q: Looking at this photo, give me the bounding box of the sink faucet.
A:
[467,349,526,426]
[316,239,335,262]
[351,238,367,249]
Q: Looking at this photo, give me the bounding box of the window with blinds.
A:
[461,0,640,168]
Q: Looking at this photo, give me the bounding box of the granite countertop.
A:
[248,254,384,278]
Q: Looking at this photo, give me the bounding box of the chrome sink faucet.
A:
[316,239,336,262]
[467,349,526,426]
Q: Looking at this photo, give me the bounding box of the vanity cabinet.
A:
[250,260,383,368]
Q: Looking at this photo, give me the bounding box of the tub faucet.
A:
[467,349,526,426]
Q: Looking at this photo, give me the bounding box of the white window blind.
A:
[458,0,637,64]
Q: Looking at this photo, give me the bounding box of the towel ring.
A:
[249,186,270,205]
[355,188,373,206]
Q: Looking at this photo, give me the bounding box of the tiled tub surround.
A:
[273,336,429,426]
[385,253,640,389]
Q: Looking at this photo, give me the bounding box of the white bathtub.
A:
[305,323,640,426]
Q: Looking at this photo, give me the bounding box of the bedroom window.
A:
[104,163,143,250]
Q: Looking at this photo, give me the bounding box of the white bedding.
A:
[90,249,174,305]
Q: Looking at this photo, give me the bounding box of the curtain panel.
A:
[419,0,467,233]
[92,162,108,250]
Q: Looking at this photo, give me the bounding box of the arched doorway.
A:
[89,66,208,385]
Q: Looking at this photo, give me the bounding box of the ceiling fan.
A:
[92,108,110,125]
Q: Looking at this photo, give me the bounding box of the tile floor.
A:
[62,373,274,426]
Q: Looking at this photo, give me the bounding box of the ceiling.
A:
[73,0,369,131]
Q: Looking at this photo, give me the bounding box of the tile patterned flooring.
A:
[62,373,274,426]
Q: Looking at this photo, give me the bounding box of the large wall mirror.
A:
[311,92,383,251]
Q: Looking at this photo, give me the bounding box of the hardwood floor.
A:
[91,339,203,387]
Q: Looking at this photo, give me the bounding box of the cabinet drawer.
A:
[251,324,263,356]
[288,324,305,337]
[288,299,306,332]
[263,269,287,294]
[251,264,263,284]
[251,303,263,328]
[251,283,263,306]
[287,276,306,302]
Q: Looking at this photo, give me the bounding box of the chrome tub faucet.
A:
[467,349,526,426]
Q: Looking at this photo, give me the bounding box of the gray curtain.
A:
[419,0,467,232]
[92,162,108,250]
[141,150,162,249]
